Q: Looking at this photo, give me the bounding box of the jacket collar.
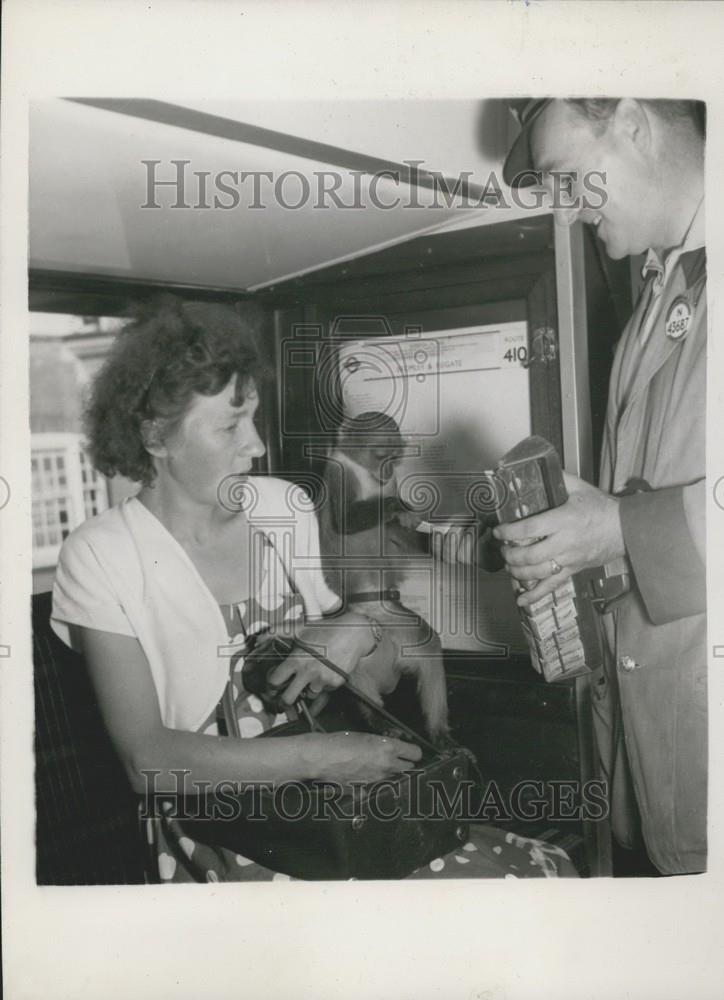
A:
[641,196,705,291]
[620,199,705,410]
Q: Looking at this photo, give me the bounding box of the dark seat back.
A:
[33,592,146,884]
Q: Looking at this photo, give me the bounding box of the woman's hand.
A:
[299,731,423,783]
[266,612,378,705]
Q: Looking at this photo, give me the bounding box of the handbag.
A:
[179,634,479,880]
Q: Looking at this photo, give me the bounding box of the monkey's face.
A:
[360,443,403,484]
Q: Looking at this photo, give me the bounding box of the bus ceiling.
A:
[29,97,548,309]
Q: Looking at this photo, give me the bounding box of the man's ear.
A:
[140,419,168,459]
[613,98,651,153]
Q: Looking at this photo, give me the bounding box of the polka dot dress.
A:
[406,828,577,879]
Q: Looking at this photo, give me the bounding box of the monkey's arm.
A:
[331,491,410,534]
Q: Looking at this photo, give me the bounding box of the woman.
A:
[51,298,576,881]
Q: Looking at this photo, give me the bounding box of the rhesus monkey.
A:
[319,411,450,743]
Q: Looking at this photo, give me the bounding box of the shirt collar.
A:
[642,196,705,282]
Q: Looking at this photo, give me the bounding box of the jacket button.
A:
[618,654,639,673]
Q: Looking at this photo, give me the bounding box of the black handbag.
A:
[180,635,479,880]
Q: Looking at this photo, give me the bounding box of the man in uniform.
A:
[497,98,706,875]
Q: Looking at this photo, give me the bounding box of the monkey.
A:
[318,411,451,744]
[243,410,503,743]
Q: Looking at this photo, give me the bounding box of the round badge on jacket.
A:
[665,295,693,340]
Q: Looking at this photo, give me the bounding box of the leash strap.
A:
[290,635,441,756]
[344,588,402,604]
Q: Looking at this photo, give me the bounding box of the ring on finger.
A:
[550,558,563,575]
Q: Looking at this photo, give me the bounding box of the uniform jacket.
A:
[595,201,707,873]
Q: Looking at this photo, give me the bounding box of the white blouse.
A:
[51,476,340,732]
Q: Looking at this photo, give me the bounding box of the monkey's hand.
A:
[395,509,425,531]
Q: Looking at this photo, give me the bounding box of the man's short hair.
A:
[566,98,706,138]
[504,96,706,188]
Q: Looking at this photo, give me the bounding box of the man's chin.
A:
[597,233,627,261]
[604,246,628,261]
[597,227,642,261]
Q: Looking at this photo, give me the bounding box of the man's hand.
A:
[493,472,625,607]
